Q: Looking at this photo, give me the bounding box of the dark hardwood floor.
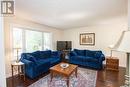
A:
[7,67,125,87]
[96,67,125,87]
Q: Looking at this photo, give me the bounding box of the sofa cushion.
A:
[25,54,37,62]
[70,56,98,62]
[50,58,60,64]
[74,49,85,56]
[82,56,98,62]
[77,56,86,60]
[40,50,51,58]
[71,56,85,61]
[70,51,77,56]
[32,51,41,58]
[51,51,61,58]
[36,59,50,67]
[85,50,95,57]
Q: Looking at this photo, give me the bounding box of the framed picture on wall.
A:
[80,33,95,45]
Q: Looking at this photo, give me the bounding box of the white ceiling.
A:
[15,0,127,29]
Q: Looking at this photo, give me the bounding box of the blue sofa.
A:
[69,49,105,69]
[20,50,61,79]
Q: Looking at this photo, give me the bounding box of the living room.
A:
[0,0,130,87]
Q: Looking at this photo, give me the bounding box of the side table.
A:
[61,50,70,63]
[11,61,25,80]
[106,57,119,71]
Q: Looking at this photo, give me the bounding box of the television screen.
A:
[57,41,72,51]
[66,41,72,50]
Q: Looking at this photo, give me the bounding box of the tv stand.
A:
[61,50,70,63]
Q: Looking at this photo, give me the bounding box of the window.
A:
[43,32,52,50]
[12,27,52,60]
[26,30,42,52]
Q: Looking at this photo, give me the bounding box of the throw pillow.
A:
[26,54,37,62]
[70,51,77,56]
[32,51,40,58]
[94,52,101,58]
[85,50,94,57]
[40,50,51,58]
[51,51,61,58]
[74,49,85,56]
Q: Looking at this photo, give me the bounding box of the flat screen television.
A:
[57,41,72,51]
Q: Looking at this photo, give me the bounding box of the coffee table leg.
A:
[67,77,69,87]
[50,71,53,82]
[75,67,78,78]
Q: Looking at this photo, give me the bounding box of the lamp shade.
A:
[108,44,114,49]
[114,30,130,53]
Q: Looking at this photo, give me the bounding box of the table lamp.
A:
[113,30,130,87]
[108,44,115,57]
[13,47,21,63]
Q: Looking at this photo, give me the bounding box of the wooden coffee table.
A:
[50,62,78,87]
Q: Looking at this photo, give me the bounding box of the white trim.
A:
[0,17,6,87]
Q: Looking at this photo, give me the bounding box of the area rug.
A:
[28,68,97,87]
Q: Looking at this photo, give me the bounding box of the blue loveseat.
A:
[20,50,61,79]
[69,49,105,69]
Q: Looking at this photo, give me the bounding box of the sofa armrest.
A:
[101,54,105,61]
[97,54,105,62]
[94,51,105,60]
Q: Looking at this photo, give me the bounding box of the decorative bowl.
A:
[60,63,69,69]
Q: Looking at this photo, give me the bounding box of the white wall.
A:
[128,0,130,77]
[128,0,130,27]
[4,17,63,77]
[63,17,127,67]
[0,17,6,87]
